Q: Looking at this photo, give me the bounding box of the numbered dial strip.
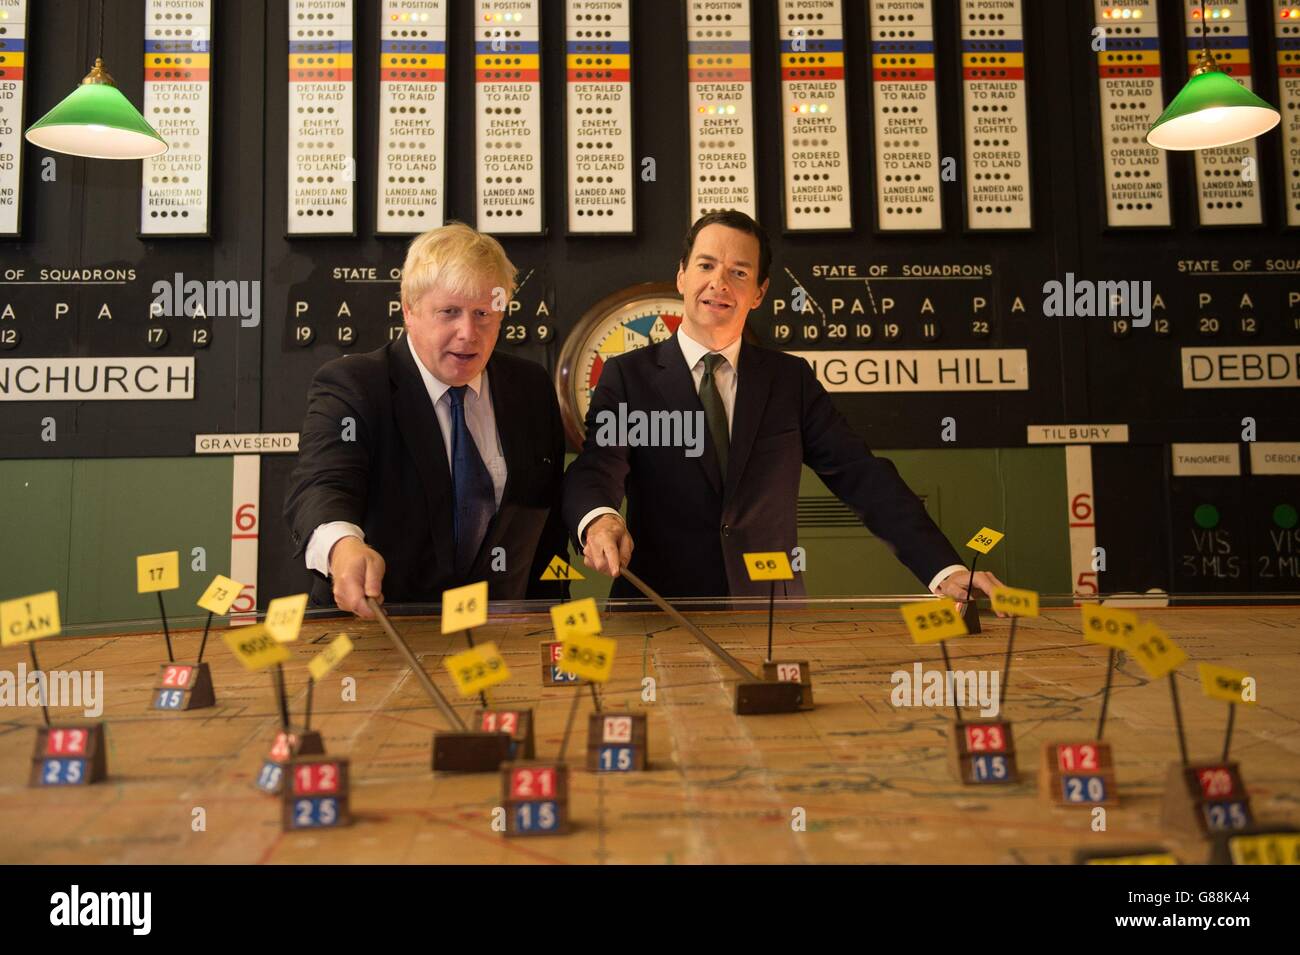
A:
[1187,0,1262,226]
[376,0,448,234]
[1094,0,1171,227]
[475,0,544,235]
[1276,0,1300,227]
[565,0,634,234]
[140,0,213,236]
[869,0,942,231]
[287,0,357,235]
[778,0,851,231]
[686,0,758,220]
[960,0,1033,230]
[229,455,260,615]
[0,0,27,236]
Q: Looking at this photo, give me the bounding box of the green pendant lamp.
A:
[24,1,167,160]
[1146,1,1279,151]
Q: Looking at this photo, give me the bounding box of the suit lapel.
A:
[653,335,722,496]
[724,341,774,502]
[486,353,525,507]
[389,338,456,574]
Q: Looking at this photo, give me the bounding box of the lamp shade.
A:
[25,60,167,160]
[1146,69,1280,151]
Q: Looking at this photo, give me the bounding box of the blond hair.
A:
[400,222,516,309]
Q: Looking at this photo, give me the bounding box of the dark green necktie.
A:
[699,352,729,478]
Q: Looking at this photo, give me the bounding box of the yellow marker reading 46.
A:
[742,552,793,581]
[442,581,488,634]
[901,598,968,644]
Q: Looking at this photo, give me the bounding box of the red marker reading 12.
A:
[1,590,109,787]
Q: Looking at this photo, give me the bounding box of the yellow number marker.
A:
[989,585,1039,617]
[539,556,584,581]
[550,597,602,641]
[965,527,1004,554]
[1085,854,1178,865]
[559,632,617,683]
[223,624,291,671]
[264,593,308,643]
[308,633,354,682]
[1198,663,1255,705]
[742,551,794,581]
[1125,622,1187,679]
[197,574,243,615]
[444,641,511,696]
[901,597,968,644]
[1228,833,1300,865]
[441,581,488,634]
[0,591,62,646]
[136,551,180,593]
[1080,605,1138,650]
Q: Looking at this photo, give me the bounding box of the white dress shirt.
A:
[304,334,508,577]
[578,328,969,594]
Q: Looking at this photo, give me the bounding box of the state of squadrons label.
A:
[1185,0,1263,227]
[376,0,448,234]
[0,0,29,237]
[869,0,943,231]
[141,0,214,236]
[565,0,634,234]
[1276,0,1300,227]
[685,0,758,220]
[777,0,851,231]
[475,0,544,235]
[1093,0,1171,228]
[960,0,1033,230]
[287,0,357,235]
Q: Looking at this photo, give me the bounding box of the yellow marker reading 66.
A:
[742,552,793,581]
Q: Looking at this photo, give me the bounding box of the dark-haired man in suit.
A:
[563,210,1005,606]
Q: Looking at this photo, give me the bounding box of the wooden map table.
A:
[2,601,1297,864]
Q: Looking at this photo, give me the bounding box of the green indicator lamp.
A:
[1146,1,1280,151]
[24,1,167,160]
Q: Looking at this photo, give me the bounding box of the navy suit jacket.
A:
[562,334,962,599]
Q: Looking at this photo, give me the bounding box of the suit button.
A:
[720,523,730,537]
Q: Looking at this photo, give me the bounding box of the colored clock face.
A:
[555,282,684,447]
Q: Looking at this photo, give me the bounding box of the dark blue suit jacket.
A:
[562,333,962,599]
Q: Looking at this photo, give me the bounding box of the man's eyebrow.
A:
[692,253,718,263]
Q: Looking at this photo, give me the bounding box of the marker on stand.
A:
[306,633,354,733]
[442,581,491,708]
[136,550,181,662]
[959,527,1004,635]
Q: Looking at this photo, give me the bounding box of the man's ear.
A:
[675,264,686,296]
[751,277,770,309]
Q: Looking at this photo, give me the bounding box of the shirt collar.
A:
[676,326,742,373]
[406,333,484,403]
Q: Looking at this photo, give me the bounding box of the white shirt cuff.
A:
[929,563,970,594]
[578,507,622,545]
[306,522,366,577]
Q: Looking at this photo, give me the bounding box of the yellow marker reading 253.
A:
[742,552,793,581]
[445,642,510,696]
[559,632,617,683]
[223,624,291,671]
[0,591,62,647]
[442,581,488,634]
[989,585,1039,617]
[901,598,968,644]
[136,551,180,593]
[965,528,1004,555]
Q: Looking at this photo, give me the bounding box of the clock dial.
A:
[556,283,685,447]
